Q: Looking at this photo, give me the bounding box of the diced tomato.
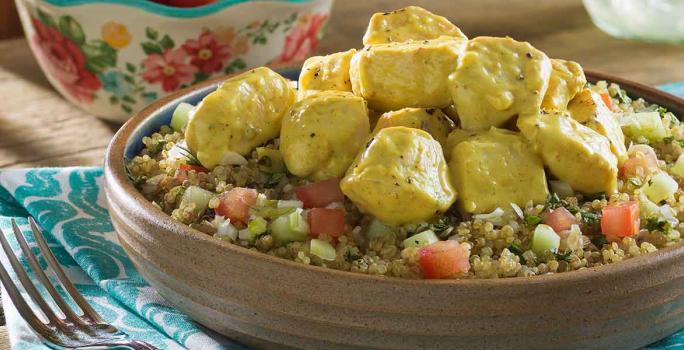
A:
[308,208,346,237]
[215,187,257,224]
[419,241,470,279]
[620,145,659,178]
[179,164,209,173]
[600,92,614,111]
[600,201,640,238]
[294,179,345,208]
[542,207,578,232]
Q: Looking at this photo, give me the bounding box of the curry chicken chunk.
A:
[541,59,586,112]
[372,107,455,149]
[185,67,295,169]
[449,36,551,131]
[568,88,628,163]
[362,6,467,45]
[281,91,370,181]
[298,49,356,99]
[341,127,456,226]
[350,37,467,112]
[519,112,618,194]
[448,128,548,214]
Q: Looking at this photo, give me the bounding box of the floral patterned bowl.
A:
[15,0,333,122]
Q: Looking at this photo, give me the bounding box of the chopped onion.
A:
[141,174,164,195]
[510,203,524,220]
[167,141,188,161]
[325,202,345,209]
[219,151,248,166]
[215,220,238,241]
[659,204,679,226]
[473,208,505,224]
[277,200,304,209]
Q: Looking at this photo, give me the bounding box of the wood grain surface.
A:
[2,0,684,169]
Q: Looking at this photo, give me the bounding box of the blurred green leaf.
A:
[109,95,119,104]
[159,35,174,49]
[37,10,57,28]
[58,15,85,45]
[141,42,163,55]
[125,62,136,73]
[81,40,117,74]
[122,104,133,113]
[145,27,159,41]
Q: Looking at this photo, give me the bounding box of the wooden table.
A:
[3,0,684,169]
[1,0,684,347]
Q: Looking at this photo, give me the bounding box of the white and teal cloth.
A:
[0,168,246,349]
[2,82,684,349]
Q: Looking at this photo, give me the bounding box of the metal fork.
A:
[0,217,159,349]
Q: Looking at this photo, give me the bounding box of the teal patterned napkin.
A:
[0,168,245,349]
[1,83,684,350]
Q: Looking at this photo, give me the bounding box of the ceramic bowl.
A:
[14,0,333,122]
[104,69,684,350]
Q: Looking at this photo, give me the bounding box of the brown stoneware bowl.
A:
[104,68,684,350]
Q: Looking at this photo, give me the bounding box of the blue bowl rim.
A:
[38,0,322,19]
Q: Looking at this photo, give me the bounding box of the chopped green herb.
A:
[430,216,451,237]
[345,250,361,262]
[628,177,643,187]
[645,217,670,233]
[581,211,601,225]
[176,145,201,166]
[554,249,573,262]
[264,172,285,188]
[591,235,608,248]
[657,106,668,118]
[664,136,675,144]
[544,193,563,210]
[508,243,525,257]
[584,192,607,201]
[524,215,543,226]
[148,140,167,154]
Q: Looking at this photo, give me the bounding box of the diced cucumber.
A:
[180,186,213,214]
[531,224,560,256]
[256,147,286,173]
[366,219,393,240]
[289,209,309,234]
[250,206,295,219]
[639,197,660,219]
[671,154,684,179]
[248,217,268,237]
[170,102,193,132]
[403,230,439,248]
[641,172,679,203]
[277,200,304,209]
[310,239,336,261]
[270,209,309,243]
[620,112,668,142]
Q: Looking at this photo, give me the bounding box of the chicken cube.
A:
[281,91,370,181]
[363,6,467,45]
[298,49,355,99]
[448,36,551,131]
[350,37,467,112]
[372,107,455,148]
[519,112,618,194]
[568,88,627,163]
[185,67,295,169]
[448,128,548,213]
[541,59,586,112]
[341,127,456,226]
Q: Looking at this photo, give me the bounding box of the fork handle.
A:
[87,339,160,349]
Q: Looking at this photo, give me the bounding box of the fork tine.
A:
[0,220,65,328]
[0,232,54,337]
[28,217,105,324]
[12,220,88,328]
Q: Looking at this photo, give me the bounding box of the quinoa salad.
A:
[127,6,682,279]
